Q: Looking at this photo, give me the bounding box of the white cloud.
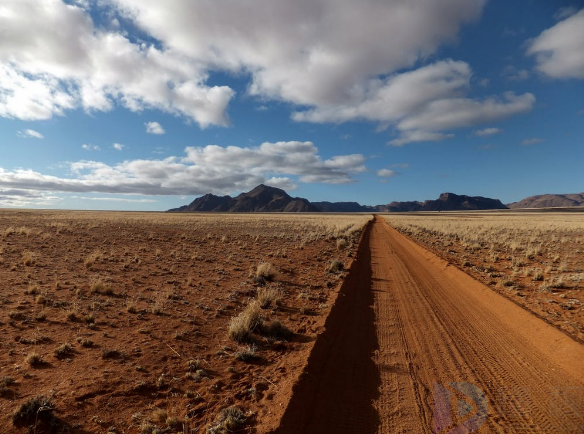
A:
[145,121,165,135]
[17,129,44,139]
[388,130,454,147]
[522,138,543,146]
[0,0,234,126]
[0,0,535,142]
[109,0,486,108]
[0,188,61,207]
[293,60,534,145]
[377,169,398,178]
[396,91,534,132]
[113,143,124,151]
[474,127,502,137]
[528,9,584,79]
[0,141,366,196]
[82,144,101,151]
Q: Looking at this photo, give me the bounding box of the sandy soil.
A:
[0,210,369,433]
[385,212,584,343]
[274,216,584,433]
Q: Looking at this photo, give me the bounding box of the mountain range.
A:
[508,193,584,209]
[169,185,511,213]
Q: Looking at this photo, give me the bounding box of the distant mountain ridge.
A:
[508,193,584,209]
[169,184,319,212]
[169,185,509,213]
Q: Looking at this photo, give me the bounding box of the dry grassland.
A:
[0,209,370,433]
[385,212,584,342]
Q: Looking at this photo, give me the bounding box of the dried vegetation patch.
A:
[0,209,370,432]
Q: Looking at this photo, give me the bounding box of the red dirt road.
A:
[273,216,584,433]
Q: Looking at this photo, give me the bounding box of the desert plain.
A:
[0,209,583,434]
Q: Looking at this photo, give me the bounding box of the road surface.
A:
[274,216,584,433]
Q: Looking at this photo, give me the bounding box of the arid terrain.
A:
[1,210,584,433]
[0,210,370,433]
[385,212,584,343]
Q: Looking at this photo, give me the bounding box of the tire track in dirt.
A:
[273,216,584,433]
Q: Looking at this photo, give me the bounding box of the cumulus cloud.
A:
[81,144,101,151]
[17,129,44,139]
[294,60,534,145]
[0,0,234,126]
[145,122,165,135]
[0,141,366,196]
[0,0,534,142]
[522,138,543,146]
[109,0,485,106]
[474,127,502,137]
[113,143,124,151]
[528,9,584,79]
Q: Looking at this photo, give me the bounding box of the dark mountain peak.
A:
[422,193,507,211]
[239,184,289,199]
[169,184,318,213]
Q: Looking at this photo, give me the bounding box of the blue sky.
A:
[0,0,583,210]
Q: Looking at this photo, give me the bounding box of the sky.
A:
[0,0,583,210]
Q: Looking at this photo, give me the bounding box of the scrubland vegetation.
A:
[0,210,370,433]
[385,212,584,341]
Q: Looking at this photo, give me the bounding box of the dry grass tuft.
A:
[256,286,282,309]
[327,259,344,274]
[207,406,247,434]
[54,343,73,359]
[0,376,15,394]
[228,301,263,342]
[234,344,258,361]
[255,262,277,282]
[25,352,43,367]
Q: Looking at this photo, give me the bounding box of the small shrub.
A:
[54,343,73,359]
[151,408,168,424]
[257,287,282,309]
[22,251,36,266]
[25,352,43,367]
[228,301,263,343]
[327,259,344,274]
[234,345,258,361]
[255,262,277,282]
[207,406,247,434]
[187,358,203,372]
[0,376,15,394]
[532,271,544,281]
[336,238,348,250]
[76,337,94,347]
[12,395,54,425]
